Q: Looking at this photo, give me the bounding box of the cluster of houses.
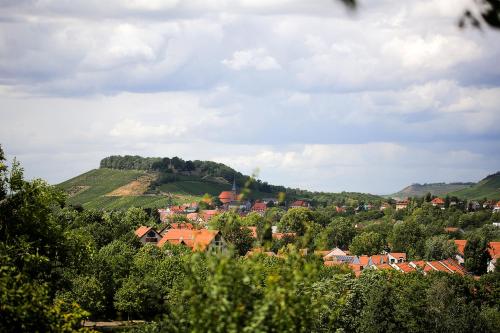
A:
[395,198,500,212]
[134,222,499,277]
[134,224,226,252]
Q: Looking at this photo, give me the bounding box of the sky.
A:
[1,0,499,195]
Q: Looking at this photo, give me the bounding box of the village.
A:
[134,182,500,277]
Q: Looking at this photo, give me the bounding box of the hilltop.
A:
[389,182,474,199]
[389,172,500,200]
[57,155,382,210]
[448,172,500,200]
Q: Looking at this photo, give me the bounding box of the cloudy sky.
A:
[1,0,499,194]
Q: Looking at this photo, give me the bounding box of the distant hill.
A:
[389,182,474,199]
[57,155,383,210]
[448,172,500,200]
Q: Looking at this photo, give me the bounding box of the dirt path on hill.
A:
[106,173,157,196]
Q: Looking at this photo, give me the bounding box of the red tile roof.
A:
[396,262,415,273]
[454,240,467,255]
[135,226,153,238]
[219,191,236,203]
[358,255,371,267]
[441,259,466,275]
[158,229,220,251]
[370,255,388,265]
[375,263,393,270]
[272,232,297,240]
[251,202,267,211]
[432,197,445,205]
[427,261,452,273]
[389,253,407,261]
[290,200,309,207]
[171,223,194,230]
[488,242,500,259]
[245,226,258,238]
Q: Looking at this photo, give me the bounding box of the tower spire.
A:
[232,176,237,193]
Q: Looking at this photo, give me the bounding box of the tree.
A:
[278,207,315,236]
[349,232,385,256]
[318,217,356,250]
[210,212,254,256]
[464,234,491,275]
[68,275,106,317]
[424,235,458,260]
[390,219,425,259]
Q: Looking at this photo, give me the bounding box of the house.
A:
[245,226,258,239]
[322,247,348,261]
[272,232,297,240]
[289,200,311,209]
[380,203,392,211]
[487,242,500,272]
[171,223,194,230]
[262,198,279,205]
[251,202,267,214]
[335,206,346,213]
[431,197,445,209]
[134,226,162,244]
[200,209,219,222]
[245,248,276,257]
[394,262,416,273]
[493,201,500,213]
[158,229,226,252]
[395,200,409,210]
[454,239,467,265]
[388,252,406,264]
[468,201,481,211]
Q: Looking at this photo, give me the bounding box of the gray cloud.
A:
[1,0,499,193]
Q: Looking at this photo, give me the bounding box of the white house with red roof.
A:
[158,229,226,252]
[134,226,162,244]
[431,197,445,209]
[493,201,500,212]
[487,242,500,272]
[395,200,409,210]
[289,200,311,209]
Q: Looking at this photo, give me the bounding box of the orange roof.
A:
[488,242,500,259]
[389,253,407,260]
[370,255,388,265]
[427,261,452,273]
[396,262,415,273]
[251,202,267,211]
[245,248,275,257]
[291,200,308,207]
[375,263,393,270]
[411,260,426,269]
[441,259,466,275]
[444,227,459,233]
[135,226,153,238]
[432,198,445,205]
[358,255,371,266]
[272,232,296,240]
[171,223,194,230]
[219,191,236,203]
[245,226,258,238]
[495,201,500,207]
[186,213,199,221]
[158,229,220,251]
[200,210,219,221]
[454,240,467,255]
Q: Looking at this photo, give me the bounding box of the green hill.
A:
[448,172,500,200]
[57,155,384,210]
[389,182,474,199]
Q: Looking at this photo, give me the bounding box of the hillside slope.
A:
[449,172,500,200]
[390,182,474,199]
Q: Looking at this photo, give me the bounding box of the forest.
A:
[1,145,500,332]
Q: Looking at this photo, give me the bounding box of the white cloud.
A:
[222,48,281,71]
[109,119,186,139]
